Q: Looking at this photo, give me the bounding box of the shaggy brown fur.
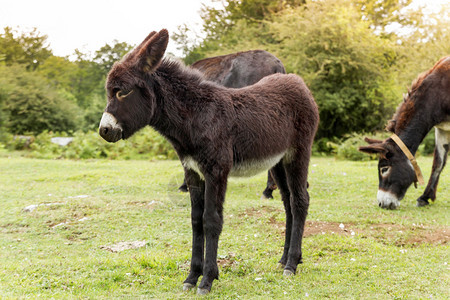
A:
[99,30,319,294]
[177,50,286,198]
[387,56,450,133]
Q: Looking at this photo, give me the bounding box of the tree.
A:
[269,0,401,138]
[0,65,81,134]
[178,0,403,138]
[0,27,52,70]
[93,41,134,74]
[173,0,306,62]
[355,0,414,31]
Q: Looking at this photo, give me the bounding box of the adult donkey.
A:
[359,56,449,209]
[178,50,286,199]
[99,29,319,294]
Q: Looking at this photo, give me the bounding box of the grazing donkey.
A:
[99,29,319,294]
[359,56,450,209]
[178,50,287,198]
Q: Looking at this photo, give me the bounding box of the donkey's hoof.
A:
[416,198,430,207]
[178,185,189,193]
[197,288,210,295]
[283,269,295,276]
[277,263,286,269]
[183,283,195,291]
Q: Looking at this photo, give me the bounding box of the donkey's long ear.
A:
[136,29,169,73]
[358,144,388,155]
[134,31,157,54]
[364,137,383,144]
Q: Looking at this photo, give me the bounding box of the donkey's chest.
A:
[182,152,285,179]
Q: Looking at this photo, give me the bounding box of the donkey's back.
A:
[192,50,286,88]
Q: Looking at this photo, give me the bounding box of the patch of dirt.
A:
[217,252,238,268]
[0,223,30,234]
[240,206,450,247]
[240,206,282,218]
[305,221,449,246]
[304,221,355,237]
[359,223,449,247]
[127,200,159,210]
[100,240,148,253]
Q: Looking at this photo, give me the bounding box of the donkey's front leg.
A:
[197,171,228,295]
[183,169,205,290]
[417,127,449,206]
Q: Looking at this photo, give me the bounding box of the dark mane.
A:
[386,56,450,133]
[157,58,206,85]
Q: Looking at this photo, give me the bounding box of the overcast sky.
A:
[0,0,217,58]
[0,0,447,59]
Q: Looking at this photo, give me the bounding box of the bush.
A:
[335,132,390,161]
[0,65,82,134]
[417,130,435,156]
[2,127,178,160]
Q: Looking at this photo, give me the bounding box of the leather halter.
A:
[390,133,425,186]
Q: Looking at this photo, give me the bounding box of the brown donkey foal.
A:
[99,29,319,294]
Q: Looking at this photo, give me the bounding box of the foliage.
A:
[393,3,450,88]
[1,1,449,148]
[417,130,435,156]
[0,26,52,70]
[269,0,402,138]
[2,127,178,160]
[180,0,403,139]
[0,65,81,134]
[354,0,414,31]
[92,41,134,75]
[333,132,389,161]
[0,27,135,135]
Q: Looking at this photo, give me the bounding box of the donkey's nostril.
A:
[102,127,109,135]
[378,203,382,207]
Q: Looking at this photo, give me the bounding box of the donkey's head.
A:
[99,29,169,142]
[359,137,417,209]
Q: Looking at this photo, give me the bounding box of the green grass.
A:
[0,156,448,299]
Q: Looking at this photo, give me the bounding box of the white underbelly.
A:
[230,153,285,177]
[435,121,450,132]
[182,152,286,179]
[435,121,450,147]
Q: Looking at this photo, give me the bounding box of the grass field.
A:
[0,155,448,299]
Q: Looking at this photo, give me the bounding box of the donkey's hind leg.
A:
[178,178,189,192]
[261,171,277,199]
[269,162,292,267]
[183,169,205,290]
[282,156,310,275]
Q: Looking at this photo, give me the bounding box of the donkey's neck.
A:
[146,59,214,152]
[395,120,433,155]
[394,101,440,154]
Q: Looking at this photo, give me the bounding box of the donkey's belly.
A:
[230,152,285,177]
[182,152,285,179]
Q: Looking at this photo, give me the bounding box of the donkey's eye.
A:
[380,166,390,176]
